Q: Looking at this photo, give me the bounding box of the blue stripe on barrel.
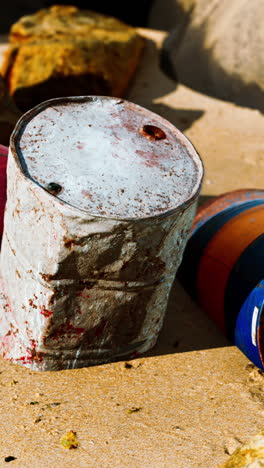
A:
[224,233,264,341]
[235,280,264,370]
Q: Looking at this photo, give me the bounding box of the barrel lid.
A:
[12,96,203,219]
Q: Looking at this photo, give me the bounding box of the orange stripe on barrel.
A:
[196,205,264,333]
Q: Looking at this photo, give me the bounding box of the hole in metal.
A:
[140,125,166,140]
[47,182,62,194]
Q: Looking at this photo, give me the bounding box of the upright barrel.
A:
[178,189,264,369]
[0,96,203,370]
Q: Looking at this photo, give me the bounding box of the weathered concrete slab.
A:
[0,29,263,467]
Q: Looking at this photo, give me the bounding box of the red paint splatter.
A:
[46,322,85,342]
[17,355,32,364]
[16,340,38,364]
[40,308,53,318]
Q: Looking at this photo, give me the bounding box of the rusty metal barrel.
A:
[178,189,264,370]
[0,96,203,370]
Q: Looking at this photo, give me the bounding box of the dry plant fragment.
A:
[60,431,78,449]
[127,407,142,414]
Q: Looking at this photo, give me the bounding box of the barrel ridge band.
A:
[177,198,264,298]
[224,233,264,341]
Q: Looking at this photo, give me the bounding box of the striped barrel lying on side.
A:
[178,189,264,370]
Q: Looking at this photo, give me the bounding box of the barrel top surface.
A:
[15,96,203,219]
